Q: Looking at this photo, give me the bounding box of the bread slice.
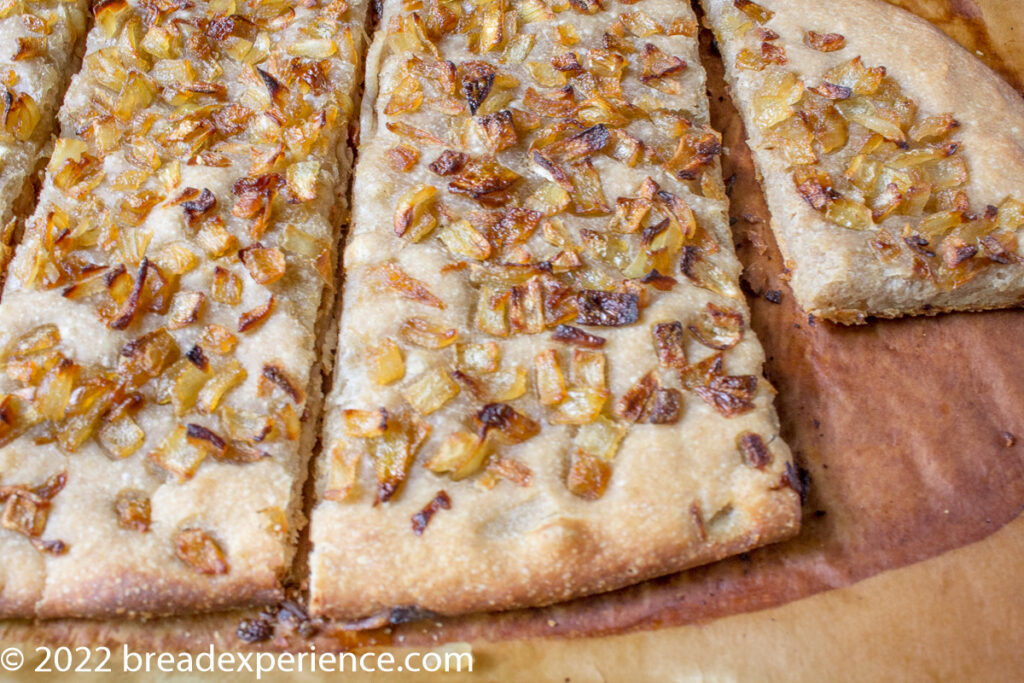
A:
[0,0,369,618]
[0,0,91,289]
[702,0,1024,323]
[308,0,801,620]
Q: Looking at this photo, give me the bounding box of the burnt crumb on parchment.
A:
[236,617,273,643]
[388,605,439,625]
[277,599,321,638]
[782,461,811,504]
[235,597,323,644]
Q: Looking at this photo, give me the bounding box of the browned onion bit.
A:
[260,364,304,403]
[115,490,151,532]
[792,168,835,211]
[523,86,576,118]
[110,258,152,330]
[648,388,682,424]
[1,472,67,551]
[694,375,758,417]
[568,0,602,14]
[640,270,677,290]
[552,324,606,348]
[734,0,774,23]
[411,490,451,535]
[575,290,639,327]
[804,31,846,52]
[690,503,707,541]
[650,321,686,368]
[688,303,744,351]
[640,43,686,83]
[118,328,180,388]
[371,262,444,309]
[546,125,609,163]
[256,67,286,105]
[182,188,217,227]
[760,41,787,65]
[232,174,283,202]
[665,128,722,181]
[238,296,275,333]
[808,83,852,102]
[186,423,229,458]
[186,344,209,372]
[386,144,420,172]
[566,449,611,500]
[33,472,67,501]
[615,371,659,423]
[738,432,772,468]
[1,493,48,538]
[238,243,286,285]
[428,150,469,176]
[447,157,521,205]
[474,403,539,443]
[0,397,15,444]
[980,234,1019,264]
[551,52,582,74]
[371,413,429,505]
[488,458,533,487]
[942,239,978,269]
[30,538,66,554]
[175,528,229,575]
[473,110,518,152]
[488,208,541,250]
[680,353,724,390]
[461,61,496,114]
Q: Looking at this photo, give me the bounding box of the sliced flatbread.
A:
[0,0,91,286]
[702,0,1024,323]
[308,0,801,619]
[0,0,368,618]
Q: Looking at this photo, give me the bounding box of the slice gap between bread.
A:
[0,1,92,295]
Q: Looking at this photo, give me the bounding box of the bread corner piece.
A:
[703,0,1024,323]
[0,0,368,618]
[308,0,802,621]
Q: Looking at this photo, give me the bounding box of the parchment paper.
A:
[2,1,1023,679]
